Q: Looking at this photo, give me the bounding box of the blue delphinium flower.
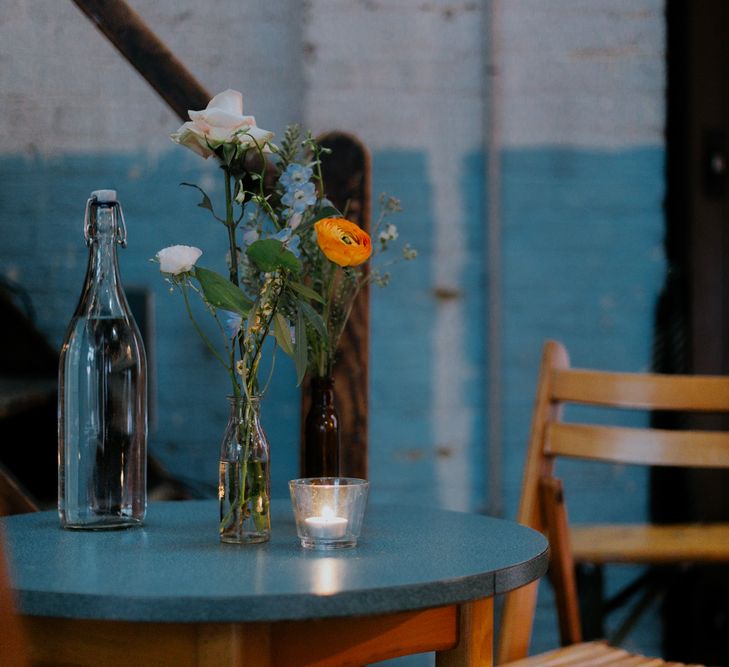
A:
[242,229,260,246]
[287,234,301,258]
[221,310,242,339]
[281,181,316,214]
[278,163,313,190]
[242,200,275,230]
[242,200,261,224]
[272,227,301,258]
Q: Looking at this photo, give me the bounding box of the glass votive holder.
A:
[289,477,369,550]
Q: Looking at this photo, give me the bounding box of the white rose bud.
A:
[156,245,203,275]
[170,89,274,158]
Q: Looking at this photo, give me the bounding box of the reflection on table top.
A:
[2,499,549,623]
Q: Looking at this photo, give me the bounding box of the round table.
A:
[2,499,549,666]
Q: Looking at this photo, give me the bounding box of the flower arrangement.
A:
[155,89,413,540]
[157,89,414,394]
[302,199,411,378]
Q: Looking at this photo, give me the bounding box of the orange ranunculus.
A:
[314,218,372,267]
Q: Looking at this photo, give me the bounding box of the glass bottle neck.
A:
[79,204,128,319]
[228,395,261,420]
[311,377,335,406]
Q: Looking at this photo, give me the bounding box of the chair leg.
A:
[576,563,605,640]
[578,566,667,647]
[608,573,665,646]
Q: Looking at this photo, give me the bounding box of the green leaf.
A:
[194,267,253,317]
[246,239,301,274]
[181,182,215,214]
[273,313,295,357]
[288,281,325,304]
[299,300,328,342]
[294,306,308,386]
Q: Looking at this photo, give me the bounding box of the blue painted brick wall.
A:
[500,145,666,659]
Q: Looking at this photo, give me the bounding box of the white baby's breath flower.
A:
[402,243,418,261]
[379,223,399,244]
[156,245,202,275]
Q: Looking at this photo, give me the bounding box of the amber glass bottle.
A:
[303,376,340,477]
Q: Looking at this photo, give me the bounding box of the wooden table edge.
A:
[24,598,496,667]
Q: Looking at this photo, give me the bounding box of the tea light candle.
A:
[305,506,348,539]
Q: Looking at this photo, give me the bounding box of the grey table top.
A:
[1,499,548,623]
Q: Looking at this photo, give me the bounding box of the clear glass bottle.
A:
[219,394,270,544]
[58,190,147,529]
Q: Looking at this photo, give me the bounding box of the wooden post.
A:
[300,132,371,480]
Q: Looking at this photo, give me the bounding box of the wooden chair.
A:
[497,339,726,665]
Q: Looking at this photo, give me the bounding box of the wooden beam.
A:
[70,0,210,120]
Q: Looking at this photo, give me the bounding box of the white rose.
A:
[156,245,202,275]
[170,89,274,158]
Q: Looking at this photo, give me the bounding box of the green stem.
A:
[210,306,241,398]
[246,278,286,391]
[181,283,236,385]
[219,393,270,537]
[331,273,364,352]
[320,264,338,377]
[224,168,240,288]
[222,165,250,377]
[311,138,326,193]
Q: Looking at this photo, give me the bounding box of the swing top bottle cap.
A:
[91,189,117,203]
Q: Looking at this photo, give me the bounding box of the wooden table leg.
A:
[435,598,494,667]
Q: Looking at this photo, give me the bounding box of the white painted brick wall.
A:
[0,0,304,154]
[303,0,484,151]
[496,0,665,148]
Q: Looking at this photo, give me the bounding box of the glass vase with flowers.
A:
[156,90,358,542]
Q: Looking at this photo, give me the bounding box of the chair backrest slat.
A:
[547,423,729,468]
[551,368,729,411]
